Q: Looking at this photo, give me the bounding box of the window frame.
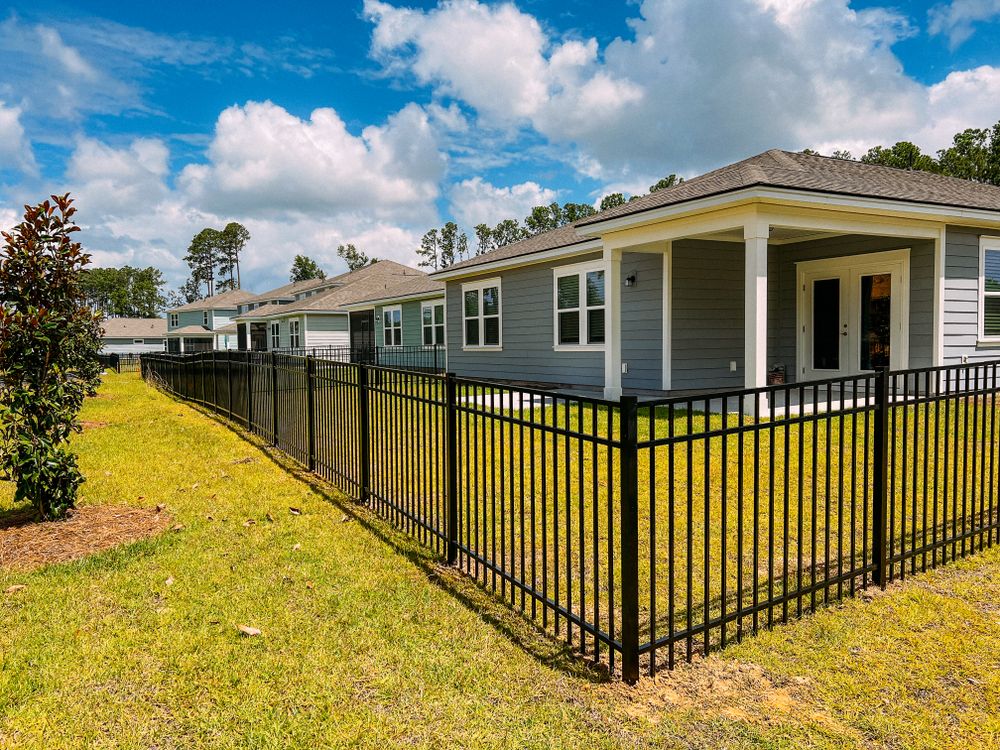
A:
[980,236,1000,342]
[169,313,179,328]
[552,260,607,352]
[270,321,280,350]
[203,310,211,328]
[289,319,301,349]
[382,304,403,347]
[461,278,502,350]
[421,300,446,347]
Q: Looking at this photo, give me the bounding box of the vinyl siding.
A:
[943,225,1000,363]
[670,240,745,390]
[771,234,936,381]
[446,252,605,387]
[304,314,349,348]
[101,338,165,354]
[621,252,663,389]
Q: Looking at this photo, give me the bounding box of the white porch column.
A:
[604,248,623,400]
[744,223,769,410]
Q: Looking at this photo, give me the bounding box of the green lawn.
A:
[1,373,999,748]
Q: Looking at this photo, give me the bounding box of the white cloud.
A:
[448,177,557,228]
[929,0,1000,49]
[16,100,447,291]
[0,101,36,175]
[179,100,444,223]
[365,0,1000,177]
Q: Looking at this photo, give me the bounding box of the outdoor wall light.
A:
[624,273,637,287]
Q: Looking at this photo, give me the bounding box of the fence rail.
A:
[141,351,1000,683]
[273,344,446,372]
[97,352,142,373]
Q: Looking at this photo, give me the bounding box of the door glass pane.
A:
[860,273,892,370]
[812,277,841,370]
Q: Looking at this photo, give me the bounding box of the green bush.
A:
[0,195,103,518]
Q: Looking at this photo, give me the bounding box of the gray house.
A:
[165,288,256,353]
[100,317,167,354]
[235,260,440,353]
[433,150,1000,400]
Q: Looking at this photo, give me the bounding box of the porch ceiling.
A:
[688,226,847,244]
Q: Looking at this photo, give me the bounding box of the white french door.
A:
[797,249,910,381]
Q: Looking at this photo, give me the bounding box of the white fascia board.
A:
[575,186,1000,236]
[430,239,604,281]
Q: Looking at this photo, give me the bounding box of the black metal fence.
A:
[97,353,144,373]
[273,345,446,373]
[140,351,1000,683]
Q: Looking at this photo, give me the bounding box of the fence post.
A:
[619,395,641,685]
[246,351,253,430]
[357,364,371,503]
[445,372,459,564]
[872,366,890,589]
[212,350,218,409]
[227,351,233,419]
[270,352,279,447]
[306,355,316,472]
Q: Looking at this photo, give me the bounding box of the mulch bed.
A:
[0,505,172,572]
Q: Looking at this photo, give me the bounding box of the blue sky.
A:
[1,0,999,293]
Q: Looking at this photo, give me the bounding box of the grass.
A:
[1,372,998,747]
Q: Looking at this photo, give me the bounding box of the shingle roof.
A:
[248,260,432,318]
[343,274,444,306]
[241,276,339,304]
[168,288,257,313]
[434,223,594,275]
[100,318,167,339]
[165,324,214,336]
[579,149,1000,226]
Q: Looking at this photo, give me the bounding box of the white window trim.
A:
[421,300,446,348]
[980,236,1000,343]
[203,310,211,327]
[169,313,179,328]
[133,339,144,345]
[461,278,502,350]
[552,260,607,352]
[270,321,280,350]
[382,304,403,347]
[289,318,301,349]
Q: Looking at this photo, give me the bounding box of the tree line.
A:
[804,119,1000,185]
[415,174,684,270]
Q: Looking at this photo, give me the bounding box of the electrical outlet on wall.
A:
[730,360,737,372]
[621,362,629,374]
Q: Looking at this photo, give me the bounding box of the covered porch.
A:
[597,204,946,405]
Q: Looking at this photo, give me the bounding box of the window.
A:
[553,263,605,349]
[203,311,211,327]
[133,339,144,345]
[462,280,501,348]
[422,301,445,346]
[270,322,280,350]
[169,313,178,328]
[289,319,301,348]
[383,305,402,346]
[983,237,1000,340]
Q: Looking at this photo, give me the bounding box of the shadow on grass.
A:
[176,393,612,685]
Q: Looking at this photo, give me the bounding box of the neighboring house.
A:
[235,260,438,354]
[432,149,1000,400]
[234,276,342,351]
[165,288,257,353]
[100,317,167,354]
[341,274,446,368]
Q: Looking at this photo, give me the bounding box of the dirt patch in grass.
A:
[79,420,109,430]
[0,505,172,571]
